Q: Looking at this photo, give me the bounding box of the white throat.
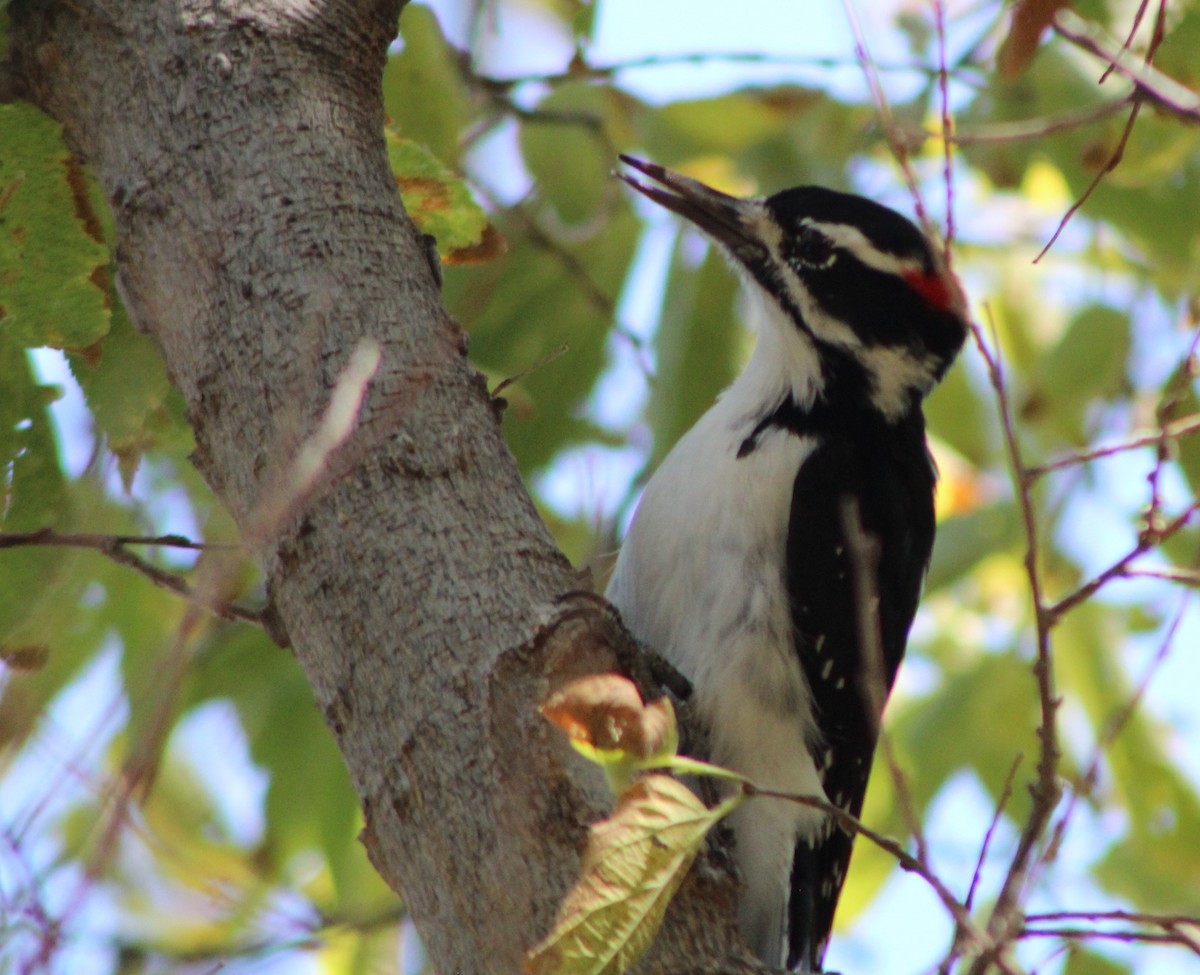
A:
[721,283,823,424]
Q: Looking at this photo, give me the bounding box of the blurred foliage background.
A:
[2,1,1200,973]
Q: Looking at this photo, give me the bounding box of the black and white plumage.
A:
[605,157,969,972]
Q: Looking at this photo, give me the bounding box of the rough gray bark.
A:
[4,1,756,971]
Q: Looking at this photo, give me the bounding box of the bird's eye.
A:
[790,228,835,270]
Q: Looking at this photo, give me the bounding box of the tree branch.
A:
[0,529,266,629]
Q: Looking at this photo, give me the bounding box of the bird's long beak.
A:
[618,155,759,254]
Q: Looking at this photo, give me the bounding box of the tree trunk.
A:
[4,1,751,971]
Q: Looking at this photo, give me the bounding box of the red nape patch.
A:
[903,270,955,311]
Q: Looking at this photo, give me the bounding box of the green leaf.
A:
[0,537,93,747]
[524,775,740,975]
[1062,947,1130,975]
[650,92,794,155]
[569,0,599,44]
[926,502,1021,592]
[1025,305,1130,443]
[1151,0,1200,87]
[66,291,175,483]
[960,41,1200,290]
[0,103,110,350]
[892,651,1042,820]
[925,359,994,468]
[444,209,637,474]
[0,334,69,529]
[640,88,875,190]
[386,130,492,261]
[383,4,471,167]
[186,625,393,914]
[1164,377,1200,500]
[646,242,741,469]
[1095,806,1200,914]
[520,82,613,225]
[959,45,1113,190]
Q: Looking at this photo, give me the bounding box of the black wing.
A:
[784,410,936,972]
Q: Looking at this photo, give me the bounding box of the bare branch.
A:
[0,529,264,628]
[967,316,1062,971]
[1043,600,1187,906]
[1037,3,1181,261]
[947,98,1132,145]
[1097,0,1154,85]
[466,51,947,91]
[934,0,956,257]
[1027,412,1200,479]
[1033,99,1141,264]
[1045,500,1200,622]
[746,784,1007,967]
[965,753,1023,914]
[841,0,933,234]
[1054,9,1200,123]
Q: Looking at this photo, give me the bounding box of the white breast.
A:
[606,369,829,966]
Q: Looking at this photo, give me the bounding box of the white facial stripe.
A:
[733,204,939,419]
[742,207,862,351]
[802,219,926,278]
[743,204,782,253]
[859,344,938,418]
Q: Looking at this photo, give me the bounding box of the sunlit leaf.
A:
[524,775,740,975]
[444,209,637,474]
[542,673,678,794]
[387,130,497,262]
[925,360,995,468]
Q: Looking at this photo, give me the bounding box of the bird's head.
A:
[618,155,970,421]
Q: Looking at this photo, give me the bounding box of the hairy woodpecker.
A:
[605,156,969,972]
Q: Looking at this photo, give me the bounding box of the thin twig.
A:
[1027,412,1200,478]
[965,753,1023,913]
[468,51,950,91]
[1037,1,1179,262]
[1054,8,1198,123]
[1045,500,1200,622]
[1021,927,1197,946]
[1026,909,1200,927]
[1033,99,1141,264]
[470,179,651,364]
[0,529,263,627]
[967,316,1062,972]
[1120,566,1200,586]
[1041,594,1188,875]
[1097,0,1153,84]
[946,98,1131,145]
[934,0,955,257]
[747,784,1007,967]
[841,0,932,231]
[491,342,570,398]
[880,733,928,863]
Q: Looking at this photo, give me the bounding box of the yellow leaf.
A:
[524,775,741,975]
